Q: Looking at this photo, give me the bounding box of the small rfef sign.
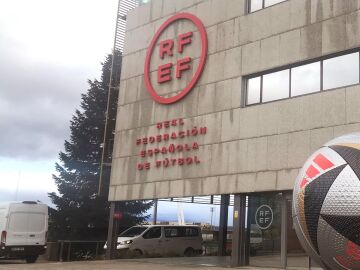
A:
[144,13,208,104]
[255,205,273,230]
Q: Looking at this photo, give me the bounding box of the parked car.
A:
[105,225,203,256]
[0,201,48,263]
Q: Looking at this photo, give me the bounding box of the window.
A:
[120,226,147,237]
[164,227,200,238]
[248,0,287,13]
[143,227,161,239]
[245,50,360,106]
[291,62,321,97]
[323,52,359,90]
[262,70,289,102]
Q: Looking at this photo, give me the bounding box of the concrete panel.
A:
[236,173,256,193]
[270,0,291,35]
[184,178,203,197]
[260,35,280,70]
[242,41,261,75]
[257,103,280,136]
[346,85,360,124]
[320,89,346,127]
[276,169,299,190]
[169,180,185,198]
[300,22,322,60]
[219,174,238,194]
[197,83,216,115]
[223,46,242,79]
[151,0,163,21]
[290,0,311,29]
[346,10,360,49]
[216,20,235,52]
[322,15,346,55]
[239,106,259,139]
[287,130,311,168]
[155,181,170,199]
[267,134,289,171]
[310,127,334,153]
[202,176,220,195]
[279,29,301,66]
[221,108,241,142]
[255,171,277,192]
[215,79,235,112]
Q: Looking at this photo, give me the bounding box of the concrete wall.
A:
[109,0,360,201]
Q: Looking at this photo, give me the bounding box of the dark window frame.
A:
[244,48,360,107]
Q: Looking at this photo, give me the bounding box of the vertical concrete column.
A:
[281,194,288,269]
[245,196,253,265]
[218,194,230,256]
[231,194,247,267]
[153,199,158,225]
[106,202,119,260]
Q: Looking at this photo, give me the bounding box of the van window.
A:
[143,227,161,239]
[165,227,199,238]
[120,226,147,237]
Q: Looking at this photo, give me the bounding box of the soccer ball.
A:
[293,133,360,270]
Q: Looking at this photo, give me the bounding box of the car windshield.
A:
[120,226,147,237]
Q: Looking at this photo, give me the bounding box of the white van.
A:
[106,225,203,256]
[0,201,48,263]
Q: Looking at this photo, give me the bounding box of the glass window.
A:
[143,227,161,239]
[247,76,261,105]
[264,0,287,8]
[165,227,179,238]
[323,52,360,90]
[120,226,147,237]
[291,62,321,97]
[262,69,289,102]
[249,0,263,12]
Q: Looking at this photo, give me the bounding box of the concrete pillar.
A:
[153,199,158,225]
[218,194,230,256]
[231,194,247,267]
[105,202,119,259]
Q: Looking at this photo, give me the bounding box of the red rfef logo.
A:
[144,13,208,104]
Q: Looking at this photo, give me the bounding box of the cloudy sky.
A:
[0,0,118,204]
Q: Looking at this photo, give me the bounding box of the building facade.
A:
[108,0,360,267]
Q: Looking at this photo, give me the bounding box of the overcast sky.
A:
[0,0,118,204]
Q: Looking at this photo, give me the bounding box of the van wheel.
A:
[184,248,195,257]
[25,255,38,263]
[133,249,143,257]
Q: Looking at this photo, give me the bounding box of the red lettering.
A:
[194,156,200,164]
[200,127,207,135]
[149,136,155,143]
[178,158,184,165]
[154,148,160,154]
[157,122,162,129]
[142,138,148,144]
[147,149,153,156]
[179,131,185,138]
[156,160,162,167]
[136,139,141,145]
[140,150,146,157]
[184,144,191,151]
[192,142,199,150]
[159,39,174,59]
[179,118,185,125]
[178,32,193,53]
[163,134,170,141]
[171,158,177,165]
[171,119,177,126]
[171,132,177,139]
[156,135,162,142]
[164,121,170,128]
[144,162,151,170]
[185,157,193,165]
[157,63,172,84]
[176,57,191,79]
[137,163,144,170]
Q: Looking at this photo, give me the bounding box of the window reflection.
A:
[249,0,263,12]
[323,52,359,90]
[247,76,261,105]
[262,70,289,102]
[291,62,320,96]
[264,0,287,8]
